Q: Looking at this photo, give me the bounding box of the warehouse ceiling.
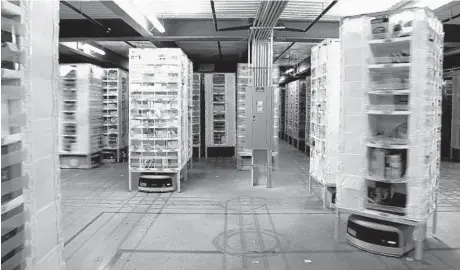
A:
[59,0,460,69]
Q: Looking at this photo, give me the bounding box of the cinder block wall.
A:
[25,1,64,269]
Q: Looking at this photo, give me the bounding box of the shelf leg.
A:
[177,172,181,193]
[308,174,312,195]
[334,210,341,241]
[128,171,132,192]
[184,165,188,182]
[322,187,327,209]
[414,223,427,261]
[431,195,438,235]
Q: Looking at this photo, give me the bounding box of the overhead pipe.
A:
[255,1,273,40]
[273,0,338,63]
[258,1,279,40]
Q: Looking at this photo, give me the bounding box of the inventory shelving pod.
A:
[102,68,128,162]
[187,60,193,164]
[308,38,341,209]
[128,48,191,192]
[1,2,29,269]
[192,73,202,158]
[443,68,460,160]
[59,64,104,169]
[335,8,443,260]
[304,76,311,154]
[204,73,236,158]
[286,79,307,151]
[280,86,286,141]
[235,64,280,170]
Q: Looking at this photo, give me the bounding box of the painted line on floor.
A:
[64,210,336,247]
[64,191,141,250]
[64,212,104,247]
[105,193,174,270]
[115,246,460,255]
[102,211,335,215]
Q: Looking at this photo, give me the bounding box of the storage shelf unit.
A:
[128,48,192,192]
[286,79,307,150]
[187,61,193,163]
[280,86,286,140]
[59,64,104,169]
[192,73,202,157]
[235,63,280,170]
[304,76,312,153]
[102,68,128,162]
[204,73,236,157]
[1,2,29,269]
[445,69,460,160]
[309,38,341,209]
[336,8,443,226]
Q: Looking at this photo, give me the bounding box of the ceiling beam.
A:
[100,0,154,37]
[273,0,338,63]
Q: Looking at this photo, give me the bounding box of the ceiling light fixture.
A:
[286,68,294,74]
[60,42,106,56]
[82,43,106,56]
[124,0,166,33]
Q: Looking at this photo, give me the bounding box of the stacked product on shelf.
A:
[309,38,341,209]
[235,63,280,170]
[186,60,193,164]
[204,73,236,158]
[59,64,104,169]
[336,8,443,257]
[286,79,307,151]
[128,48,191,192]
[102,68,129,162]
[192,73,202,157]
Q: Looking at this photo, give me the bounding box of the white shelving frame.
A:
[235,64,280,170]
[102,68,128,162]
[192,73,202,157]
[204,73,236,157]
[128,48,191,192]
[335,8,444,260]
[308,39,341,209]
[58,64,104,169]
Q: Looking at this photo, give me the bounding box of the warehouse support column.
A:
[26,0,65,268]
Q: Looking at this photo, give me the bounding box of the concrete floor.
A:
[61,141,460,270]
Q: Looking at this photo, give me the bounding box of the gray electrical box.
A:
[244,86,275,150]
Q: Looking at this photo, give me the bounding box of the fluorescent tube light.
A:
[128,0,166,33]
[82,43,106,56]
[145,15,165,33]
[60,42,106,56]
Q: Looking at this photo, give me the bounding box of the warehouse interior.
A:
[2,0,460,269]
